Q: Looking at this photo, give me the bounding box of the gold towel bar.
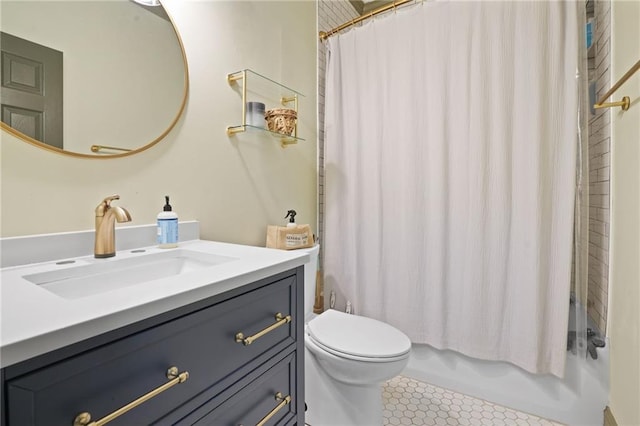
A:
[594,59,640,111]
[90,145,132,153]
[235,312,292,346]
[73,366,189,426]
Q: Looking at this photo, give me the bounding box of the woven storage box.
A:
[265,108,297,136]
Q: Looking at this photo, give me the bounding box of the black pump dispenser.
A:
[157,195,178,248]
[163,195,172,212]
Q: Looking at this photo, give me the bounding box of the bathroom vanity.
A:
[0,237,308,426]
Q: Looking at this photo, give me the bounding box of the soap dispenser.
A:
[157,195,178,248]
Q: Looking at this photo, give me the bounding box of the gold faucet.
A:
[95,195,131,258]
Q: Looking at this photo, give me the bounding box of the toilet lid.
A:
[307,310,411,359]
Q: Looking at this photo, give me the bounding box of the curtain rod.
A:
[594,59,640,111]
[319,0,414,41]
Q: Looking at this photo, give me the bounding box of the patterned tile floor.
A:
[383,376,563,426]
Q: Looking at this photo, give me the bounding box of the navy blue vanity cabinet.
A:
[1,266,305,426]
[176,351,299,425]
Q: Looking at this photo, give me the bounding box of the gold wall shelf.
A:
[226,69,305,147]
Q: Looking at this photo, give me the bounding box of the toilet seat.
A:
[307,310,411,362]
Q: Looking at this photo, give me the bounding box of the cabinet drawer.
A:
[190,351,298,426]
[6,274,298,426]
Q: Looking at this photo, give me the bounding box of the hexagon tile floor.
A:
[382,376,564,426]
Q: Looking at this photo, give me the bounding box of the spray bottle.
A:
[285,209,297,228]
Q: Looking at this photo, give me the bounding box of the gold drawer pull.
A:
[235,313,292,346]
[73,366,189,426]
[255,392,292,426]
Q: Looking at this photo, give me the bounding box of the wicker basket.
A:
[265,108,297,136]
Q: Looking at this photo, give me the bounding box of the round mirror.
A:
[0,0,188,158]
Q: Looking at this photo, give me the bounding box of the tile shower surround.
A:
[587,0,611,334]
[317,0,360,303]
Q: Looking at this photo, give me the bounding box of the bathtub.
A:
[402,336,608,425]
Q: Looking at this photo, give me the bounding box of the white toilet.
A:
[302,245,411,426]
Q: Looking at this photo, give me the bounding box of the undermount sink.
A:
[23,249,237,300]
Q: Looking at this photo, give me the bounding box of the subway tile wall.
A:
[587,0,611,334]
[317,0,359,296]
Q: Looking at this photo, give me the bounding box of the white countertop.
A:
[1,239,309,368]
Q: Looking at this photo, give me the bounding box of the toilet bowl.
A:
[306,309,410,385]
[301,245,411,426]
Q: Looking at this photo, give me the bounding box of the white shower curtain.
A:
[324,1,579,377]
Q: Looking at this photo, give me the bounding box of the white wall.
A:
[0,0,318,248]
[608,1,640,424]
[2,0,184,153]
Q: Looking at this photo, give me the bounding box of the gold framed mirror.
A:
[0,0,189,159]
